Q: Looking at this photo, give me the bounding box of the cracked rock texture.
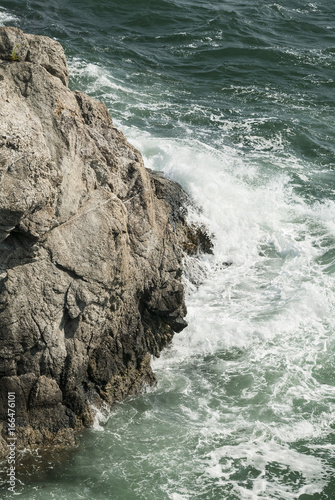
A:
[0,27,212,455]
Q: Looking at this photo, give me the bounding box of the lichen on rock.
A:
[0,27,212,455]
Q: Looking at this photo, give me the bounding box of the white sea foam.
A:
[0,8,19,26]
[91,403,111,431]
[69,57,152,99]
[205,439,327,499]
[167,494,190,500]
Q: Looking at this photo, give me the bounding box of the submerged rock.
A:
[0,27,212,455]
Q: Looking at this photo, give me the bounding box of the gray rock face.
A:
[0,27,211,455]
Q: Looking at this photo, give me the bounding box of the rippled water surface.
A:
[1,0,335,498]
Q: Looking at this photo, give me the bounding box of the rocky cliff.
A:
[0,27,212,455]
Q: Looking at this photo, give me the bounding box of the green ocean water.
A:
[1,1,335,498]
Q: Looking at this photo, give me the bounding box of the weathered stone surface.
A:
[0,26,69,85]
[0,27,211,455]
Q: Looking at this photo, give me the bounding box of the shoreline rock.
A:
[0,27,212,457]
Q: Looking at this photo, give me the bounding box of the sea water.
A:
[0,1,335,498]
